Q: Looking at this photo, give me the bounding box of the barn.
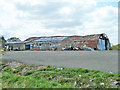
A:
[24,37,40,50]
[34,37,73,51]
[69,33,111,50]
[24,33,111,51]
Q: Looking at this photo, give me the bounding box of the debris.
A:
[57,76,63,81]
[53,77,56,80]
[86,84,90,88]
[115,83,120,86]
[57,68,63,70]
[83,45,94,51]
[73,81,77,87]
[73,47,79,50]
[110,79,113,81]
[0,50,3,51]
[62,48,65,50]
[112,81,118,84]
[100,82,104,85]
[24,33,110,51]
[109,71,113,74]
[90,79,93,82]
[6,61,23,70]
[79,75,81,78]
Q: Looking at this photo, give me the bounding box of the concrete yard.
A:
[2,51,119,73]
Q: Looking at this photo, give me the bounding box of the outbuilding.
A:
[24,33,111,51]
[69,33,111,50]
[5,37,25,51]
[34,37,73,51]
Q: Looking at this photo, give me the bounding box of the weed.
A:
[24,70,35,76]
[0,62,5,66]
[2,67,12,73]
[1,62,120,88]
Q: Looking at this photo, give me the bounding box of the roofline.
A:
[24,33,106,41]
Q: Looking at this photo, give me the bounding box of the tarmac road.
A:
[2,51,119,73]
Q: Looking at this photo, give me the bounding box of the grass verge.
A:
[0,61,120,88]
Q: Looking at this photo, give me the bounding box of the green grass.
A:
[0,73,2,89]
[1,61,120,88]
[0,62,5,66]
[111,44,120,50]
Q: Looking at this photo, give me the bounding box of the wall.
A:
[61,38,73,48]
[6,43,25,51]
[97,39,105,50]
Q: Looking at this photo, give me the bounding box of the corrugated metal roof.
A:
[69,33,108,48]
[5,37,24,44]
[35,37,68,42]
[24,33,108,48]
[5,42,24,44]
[24,37,41,42]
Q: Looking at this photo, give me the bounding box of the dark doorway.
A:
[25,45,30,50]
[11,46,13,50]
[105,39,108,50]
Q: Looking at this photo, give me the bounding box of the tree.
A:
[1,36,6,43]
[0,36,6,48]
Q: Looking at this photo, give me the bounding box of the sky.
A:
[0,0,119,45]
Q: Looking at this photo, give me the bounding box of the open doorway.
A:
[25,45,30,50]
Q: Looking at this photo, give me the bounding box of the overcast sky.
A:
[0,0,118,45]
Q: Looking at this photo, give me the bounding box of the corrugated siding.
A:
[97,39,105,50]
[107,42,110,49]
[102,39,105,50]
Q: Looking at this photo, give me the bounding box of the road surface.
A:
[2,51,119,73]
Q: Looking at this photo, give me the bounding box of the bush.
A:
[24,70,35,76]
[2,67,12,73]
[0,62,5,66]
[13,64,30,74]
[81,69,89,73]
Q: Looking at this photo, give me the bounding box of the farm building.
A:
[69,33,111,50]
[24,33,111,51]
[5,37,25,51]
[34,37,73,51]
[24,37,41,50]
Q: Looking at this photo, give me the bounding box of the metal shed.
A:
[5,37,25,51]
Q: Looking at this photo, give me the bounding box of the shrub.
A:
[46,68,53,71]
[2,67,12,73]
[116,78,120,81]
[13,64,29,73]
[0,62,5,66]
[81,69,89,73]
[24,70,35,76]
[104,73,114,77]
[2,73,11,80]
[50,81,58,86]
